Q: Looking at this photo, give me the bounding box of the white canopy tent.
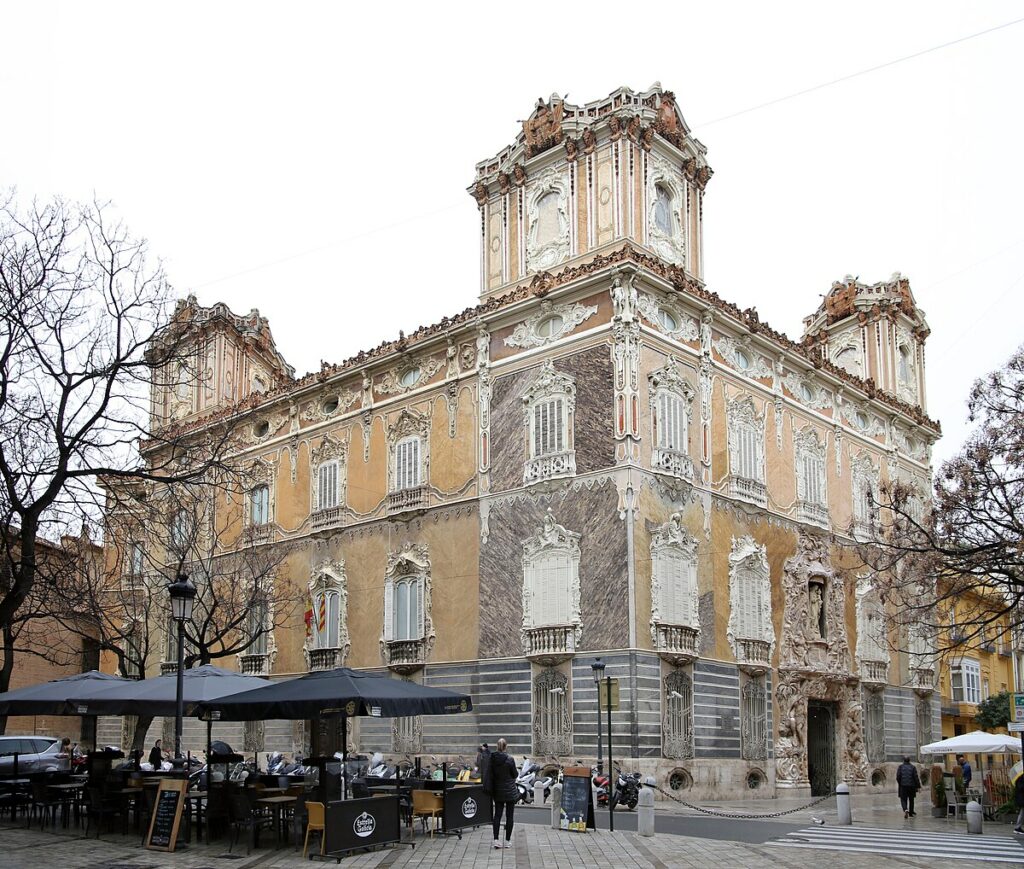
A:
[920,731,1023,755]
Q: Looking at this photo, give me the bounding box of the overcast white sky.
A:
[4,1,1022,469]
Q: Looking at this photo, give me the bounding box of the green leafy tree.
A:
[974,690,1011,731]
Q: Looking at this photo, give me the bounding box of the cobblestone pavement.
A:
[0,817,1012,869]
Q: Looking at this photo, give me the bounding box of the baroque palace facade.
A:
[108,85,941,798]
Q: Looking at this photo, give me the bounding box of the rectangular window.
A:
[801,453,825,505]
[391,578,423,641]
[656,550,696,626]
[317,462,339,510]
[250,486,270,525]
[657,392,685,451]
[314,590,340,649]
[129,542,145,578]
[740,676,767,760]
[736,424,761,481]
[533,398,565,457]
[395,438,421,491]
[951,659,981,704]
[248,599,268,656]
[530,553,571,626]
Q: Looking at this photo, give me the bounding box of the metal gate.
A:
[807,701,836,796]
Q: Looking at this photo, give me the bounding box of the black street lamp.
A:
[167,574,197,769]
[591,658,605,777]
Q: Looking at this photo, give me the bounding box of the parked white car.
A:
[0,736,70,774]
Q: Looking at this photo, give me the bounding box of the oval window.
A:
[399,367,421,389]
[659,308,678,332]
[735,349,751,370]
[799,383,815,403]
[253,421,270,439]
[322,397,339,415]
[536,315,564,339]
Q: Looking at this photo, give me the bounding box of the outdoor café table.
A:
[255,795,296,848]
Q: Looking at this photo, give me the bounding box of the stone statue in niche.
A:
[809,583,825,639]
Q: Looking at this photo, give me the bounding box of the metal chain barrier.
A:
[654,784,834,819]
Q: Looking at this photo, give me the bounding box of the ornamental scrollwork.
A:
[634,292,699,342]
[503,299,598,349]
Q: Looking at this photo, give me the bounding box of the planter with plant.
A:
[931,764,947,817]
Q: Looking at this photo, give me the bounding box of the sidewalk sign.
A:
[558,765,595,832]
[145,778,186,852]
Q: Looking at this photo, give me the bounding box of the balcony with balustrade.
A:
[797,499,830,530]
[910,665,935,693]
[244,523,277,545]
[387,485,429,516]
[239,653,268,676]
[734,637,772,673]
[524,450,576,486]
[383,638,426,674]
[311,505,346,532]
[651,449,695,482]
[524,624,576,665]
[858,658,889,686]
[653,622,700,665]
[729,475,767,507]
[308,647,344,671]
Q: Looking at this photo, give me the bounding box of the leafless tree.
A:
[858,344,1024,657]
[0,192,237,725]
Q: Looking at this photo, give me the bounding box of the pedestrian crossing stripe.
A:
[767,825,1024,863]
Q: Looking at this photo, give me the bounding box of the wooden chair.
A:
[411,789,443,837]
[302,800,326,858]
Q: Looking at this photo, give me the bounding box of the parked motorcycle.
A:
[609,769,641,810]
[592,767,610,806]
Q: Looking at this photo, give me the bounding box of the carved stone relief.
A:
[377,355,445,395]
[646,154,687,266]
[714,334,773,380]
[504,299,598,349]
[525,166,571,271]
[782,371,834,412]
[635,291,700,342]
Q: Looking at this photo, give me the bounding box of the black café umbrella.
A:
[0,670,128,717]
[76,664,273,717]
[194,666,473,721]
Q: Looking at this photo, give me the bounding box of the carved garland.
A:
[503,299,598,349]
[714,334,774,380]
[781,371,834,412]
[635,291,700,342]
[521,360,577,424]
[377,355,446,395]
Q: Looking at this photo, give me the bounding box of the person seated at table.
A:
[148,739,165,770]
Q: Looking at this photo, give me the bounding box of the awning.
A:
[0,670,128,716]
[920,730,1023,755]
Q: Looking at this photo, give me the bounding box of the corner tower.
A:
[801,274,930,411]
[469,84,712,300]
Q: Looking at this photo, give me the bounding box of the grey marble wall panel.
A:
[694,660,741,758]
[479,480,626,658]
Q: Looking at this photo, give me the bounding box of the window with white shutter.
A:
[250,485,270,525]
[313,590,341,649]
[801,453,825,506]
[656,392,686,451]
[656,550,696,626]
[390,577,424,641]
[317,462,339,510]
[530,553,571,626]
[737,423,760,480]
[395,437,421,490]
[532,398,566,457]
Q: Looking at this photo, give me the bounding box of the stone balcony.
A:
[311,505,346,532]
[524,450,576,486]
[308,647,344,671]
[244,523,277,545]
[383,638,426,674]
[651,448,695,482]
[858,658,889,686]
[159,661,178,675]
[729,475,767,507]
[524,624,576,666]
[910,665,935,693]
[239,653,268,676]
[653,622,700,665]
[387,485,429,515]
[734,638,772,673]
[797,500,830,529]
[852,519,876,542]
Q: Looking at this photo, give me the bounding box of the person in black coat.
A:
[485,738,518,848]
[148,739,164,769]
[896,756,921,818]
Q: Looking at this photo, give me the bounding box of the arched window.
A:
[535,191,560,247]
[532,667,571,756]
[654,184,673,235]
[312,589,341,650]
[898,344,912,383]
[522,361,576,485]
[249,485,270,526]
[663,669,694,759]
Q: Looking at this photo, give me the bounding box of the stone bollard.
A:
[835,782,851,825]
[637,784,655,837]
[534,782,547,805]
[550,782,562,830]
[966,800,983,834]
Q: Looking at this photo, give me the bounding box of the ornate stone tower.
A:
[150,295,294,428]
[801,274,930,411]
[469,84,712,300]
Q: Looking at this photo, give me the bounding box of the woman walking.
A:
[488,738,518,849]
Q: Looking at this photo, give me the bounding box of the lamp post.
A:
[167,574,197,770]
[591,659,605,778]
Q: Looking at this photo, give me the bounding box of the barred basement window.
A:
[532,668,571,757]
[916,694,933,746]
[740,676,767,760]
[663,670,694,759]
[864,687,885,764]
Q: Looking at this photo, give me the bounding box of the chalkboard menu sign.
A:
[145,779,186,852]
[558,765,594,832]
